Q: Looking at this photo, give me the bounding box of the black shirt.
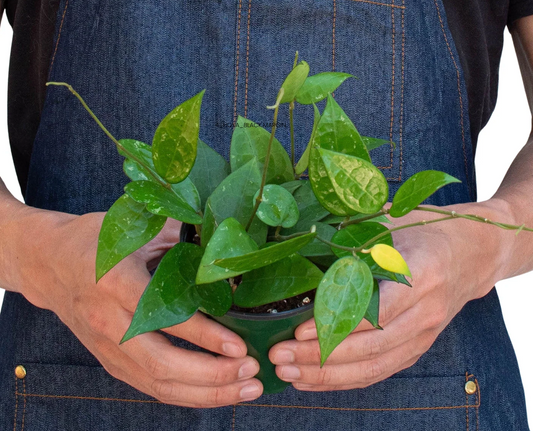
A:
[1,0,533,196]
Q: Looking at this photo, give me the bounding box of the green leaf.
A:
[331,223,398,281]
[121,242,231,342]
[319,148,389,214]
[281,221,336,257]
[119,139,153,166]
[214,232,316,273]
[280,61,310,104]
[293,180,330,223]
[308,94,370,216]
[234,254,323,307]
[389,170,461,218]
[170,178,202,214]
[370,244,411,277]
[188,139,230,210]
[295,72,354,105]
[364,280,382,329]
[152,90,204,183]
[361,136,396,151]
[255,184,299,228]
[295,103,320,175]
[280,180,304,195]
[96,194,166,282]
[230,116,293,184]
[124,181,202,225]
[196,218,259,285]
[200,158,267,247]
[315,256,374,365]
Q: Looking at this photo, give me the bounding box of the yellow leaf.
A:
[370,244,411,277]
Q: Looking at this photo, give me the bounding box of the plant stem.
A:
[338,209,388,229]
[245,89,284,231]
[46,82,171,190]
[413,206,533,232]
[290,101,295,173]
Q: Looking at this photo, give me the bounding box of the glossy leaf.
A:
[230,116,293,184]
[234,254,323,307]
[315,256,374,366]
[282,221,336,257]
[295,72,354,105]
[188,139,230,210]
[280,180,304,195]
[293,180,330,223]
[362,136,396,151]
[370,244,411,277]
[319,148,389,214]
[152,90,204,183]
[121,242,231,342]
[96,194,166,282]
[124,181,202,225]
[308,94,370,216]
[322,214,391,225]
[214,232,316,273]
[255,184,300,228]
[200,158,267,247]
[364,280,382,329]
[280,61,310,103]
[331,223,399,281]
[119,139,153,167]
[295,103,320,175]
[196,218,259,285]
[389,170,461,218]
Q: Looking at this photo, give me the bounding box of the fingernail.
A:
[222,342,243,357]
[299,328,317,340]
[273,349,294,364]
[280,365,301,381]
[240,384,261,401]
[238,361,259,379]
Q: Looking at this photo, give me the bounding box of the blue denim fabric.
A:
[0,0,529,429]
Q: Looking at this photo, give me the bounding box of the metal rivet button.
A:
[465,380,477,395]
[15,365,27,379]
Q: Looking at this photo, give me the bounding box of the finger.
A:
[276,331,435,389]
[294,280,416,342]
[121,327,260,387]
[90,332,263,408]
[272,302,432,366]
[162,312,249,358]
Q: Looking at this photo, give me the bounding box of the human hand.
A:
[5,207,263,407]
[269,199,513,391]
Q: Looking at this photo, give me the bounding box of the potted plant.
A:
[47,54,532,395]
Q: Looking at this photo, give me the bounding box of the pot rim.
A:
[223,302,314,321]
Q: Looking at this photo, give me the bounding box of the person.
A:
[0,0,532,429]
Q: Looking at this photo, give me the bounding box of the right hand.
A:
[4,205,263,407]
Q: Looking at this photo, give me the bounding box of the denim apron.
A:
[0,0,530,430]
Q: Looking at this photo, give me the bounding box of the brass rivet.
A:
[14,365,26,379]
[465,380,477,395]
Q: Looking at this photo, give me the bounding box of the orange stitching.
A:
[15,393,160,404]
[332,0,337,73]
[232,404,236,431]
[21,380,26,431]
[233,0,243,126]
[432,0,471,198]
[244,0,252,119]
[237,402,480,412]
[13,377,18,431]
[48,0,69,77]
[349,0,405,8]
[398,1,405,181]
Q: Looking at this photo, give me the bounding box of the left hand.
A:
[269,199,514,391]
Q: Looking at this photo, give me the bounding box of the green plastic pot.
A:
[212,305,314,394]
[180,223,315,394]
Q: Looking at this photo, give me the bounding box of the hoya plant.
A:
[48,54,532,366]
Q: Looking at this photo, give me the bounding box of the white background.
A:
[0,20,532,421]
